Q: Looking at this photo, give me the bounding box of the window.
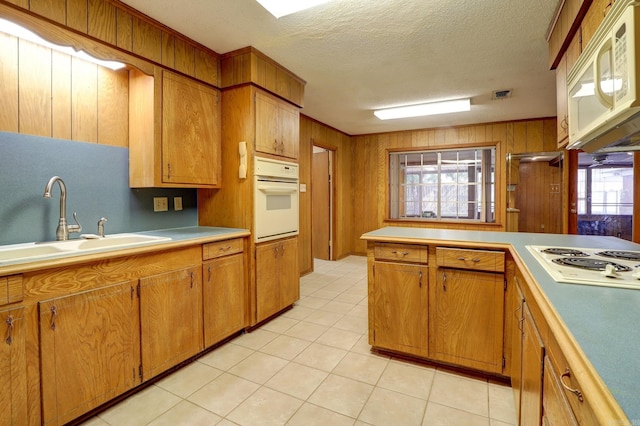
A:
[577,166,633,215]
[389,147,496,222]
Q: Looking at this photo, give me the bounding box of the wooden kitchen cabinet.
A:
[511,283,525,422]
[0,305,26,426]
[254,237,299,324]
[543,356,579,426]
[371,260,428,357]
[255,90,299,160]
[519,302,544,426]
[129,68,221,188]
[139,266,203,380]
[202,238,246,347]
[38,281,138,426]
[431,268,505,374]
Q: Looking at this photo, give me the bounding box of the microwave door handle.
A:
[594,37,614,108]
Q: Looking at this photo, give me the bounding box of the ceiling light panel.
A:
[255,0,332,18]
[374,98,471,120]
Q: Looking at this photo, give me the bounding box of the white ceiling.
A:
[120,0,561,136]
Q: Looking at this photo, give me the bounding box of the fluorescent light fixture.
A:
[255,0,332,18]
[374,98,471,120]
[572,79,623,98]
[0,18,125,70]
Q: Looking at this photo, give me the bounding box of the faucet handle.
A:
[68,212,82,234]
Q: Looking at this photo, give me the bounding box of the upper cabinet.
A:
[255,90,300,160]
[129,69,222,188]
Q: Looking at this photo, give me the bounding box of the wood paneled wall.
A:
[1,0,220,87]
[299,115,352,274]
[0,32,129,146]
[349,118,558,254]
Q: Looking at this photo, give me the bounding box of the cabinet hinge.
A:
[139,364,143,380]
[373,264,375,276]
[136,283,141,298]
[504,279,507,292]
[502,355,506,369]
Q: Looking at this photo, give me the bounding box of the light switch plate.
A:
[174,196,183,211]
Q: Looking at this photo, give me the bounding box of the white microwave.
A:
[567,0,640,153]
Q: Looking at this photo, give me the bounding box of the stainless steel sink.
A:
[0,233,172,265]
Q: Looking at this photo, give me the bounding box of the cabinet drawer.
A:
[203,238,244,260]
[547,332,599,425]
[1,275,23,305]
[374,243,427,263]
[436,247,504,272]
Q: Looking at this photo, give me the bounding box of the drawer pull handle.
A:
[560,368,584,402]
[391,250,409,256]
[418,271,423,288]
[457,256,480,263]
[442,272,447,291]
[219,245,232,252]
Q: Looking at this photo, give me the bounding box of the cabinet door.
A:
[279,237,299,308]
[162,70,221,186]
[372,261,428,357]
[278,102,299,159]
[432,269,505,373]
[140,266,203,380]
[255,91,280,156]
[255,240,281,322]
[556,53,569,147]
[39,282,138,425]
[203,253,246,347]
[543,356,579,426]
[254,237,299,324]
[511,283,525,422]
[0,306,26,426]
[520,303,544,426]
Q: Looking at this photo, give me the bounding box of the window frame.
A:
[385,142,502,225]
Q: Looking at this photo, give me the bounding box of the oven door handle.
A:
[257,185,298,194]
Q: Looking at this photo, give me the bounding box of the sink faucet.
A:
[43,176,82,241]
[97,217,108,238]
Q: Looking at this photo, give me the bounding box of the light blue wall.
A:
[0,131,197,245]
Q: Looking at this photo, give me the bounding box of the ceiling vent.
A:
[491,89,512,100]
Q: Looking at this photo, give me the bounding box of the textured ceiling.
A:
[120,0,561,135]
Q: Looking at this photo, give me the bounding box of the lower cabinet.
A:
[511,284,525,421]
[519,302,544,426]
[203,252,246,347]
[371,261,428,357]
[254,237,299,324]
[543,356,578,425]
[139,266,203,381]
[38,281,139,426]
[0,305,26,426]
[431,268,505,374]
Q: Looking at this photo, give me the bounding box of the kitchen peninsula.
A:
[362,226,639,425]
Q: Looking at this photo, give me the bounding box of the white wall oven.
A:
[254,157,299,242]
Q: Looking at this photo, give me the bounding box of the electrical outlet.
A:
[174,196,183,211]
[153,197,168,212]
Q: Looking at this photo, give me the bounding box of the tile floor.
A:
[83,255,517,426]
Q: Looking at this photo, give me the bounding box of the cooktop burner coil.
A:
[552,257,633,272]
[596,251,640,261]
[541,248,588,256]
